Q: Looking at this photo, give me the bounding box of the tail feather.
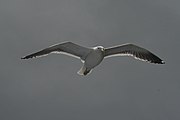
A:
[78,65,86,75]
[77,65,91,76]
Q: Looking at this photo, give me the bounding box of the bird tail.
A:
[77,65,91,76]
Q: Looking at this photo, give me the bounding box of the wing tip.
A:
[144,52,165,64]
[21,56,27,59]
[150,60,165,64]
[21,55,34,59]
[160,60,165,64]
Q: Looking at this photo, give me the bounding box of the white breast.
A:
[84,49,104,69]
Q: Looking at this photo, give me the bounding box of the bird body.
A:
[78,46,105,75]
[85,46,104,68]
[22,42,164,75]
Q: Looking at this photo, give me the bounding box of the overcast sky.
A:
[0,0,180,120]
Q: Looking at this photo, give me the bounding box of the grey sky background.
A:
[0,0,180,120]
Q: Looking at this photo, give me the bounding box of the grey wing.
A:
[21,42,91,60]
[104,43,165,64]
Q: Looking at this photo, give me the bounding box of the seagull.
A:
[21,42,165,75]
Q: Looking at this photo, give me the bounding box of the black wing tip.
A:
[150,60,165,64]
[21,57,28,59]
[21,55,34,59]
[155,61,165,64]
[161,60,165,64]
[21,56,27,59]
[147,53,165,64]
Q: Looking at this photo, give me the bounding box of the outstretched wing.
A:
[104,43,165,64]
[21,42,91,60]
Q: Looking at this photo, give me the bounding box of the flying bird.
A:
[21,42,165,75]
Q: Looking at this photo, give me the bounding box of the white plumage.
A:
[22,42,165,75]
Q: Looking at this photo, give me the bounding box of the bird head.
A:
[94,46,105,51]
